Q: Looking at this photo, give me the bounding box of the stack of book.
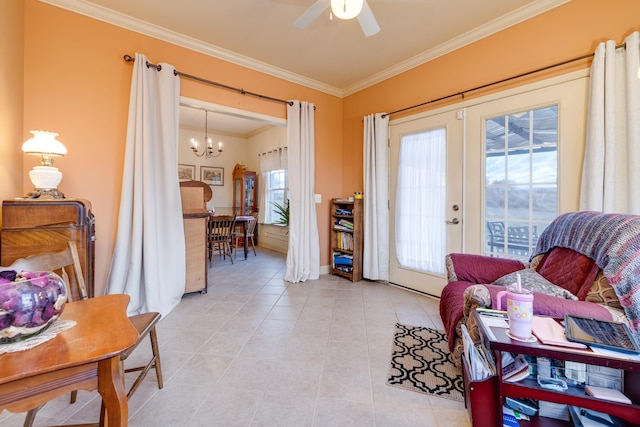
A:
[336,232,354,251]
[334,219,354,231]
[333,253,353,273]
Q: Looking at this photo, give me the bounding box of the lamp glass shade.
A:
[22,130,67,157]
[331,0,364,20]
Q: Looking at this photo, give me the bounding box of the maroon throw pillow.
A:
[536,247,600,300]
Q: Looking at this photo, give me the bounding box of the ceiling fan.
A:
[294,0,381,37]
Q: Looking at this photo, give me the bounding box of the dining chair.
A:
[232,216,257,259]
[2,241,163,427]
[208,215,236,265]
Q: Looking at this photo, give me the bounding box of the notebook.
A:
[531,316,588,349]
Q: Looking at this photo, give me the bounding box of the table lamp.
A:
[22,130,67,199]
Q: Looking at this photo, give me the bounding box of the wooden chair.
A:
[2,242,164,427]
[232,217,257,259]
[208,215,236,265]
[1,240,88,304]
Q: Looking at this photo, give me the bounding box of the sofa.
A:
[439,211,640,365]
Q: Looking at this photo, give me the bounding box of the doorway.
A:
[178,97,288,253]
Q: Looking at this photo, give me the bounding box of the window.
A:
[484,105,558,260]
[265,169,288,224]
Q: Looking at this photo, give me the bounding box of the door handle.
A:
[445,218,460,225]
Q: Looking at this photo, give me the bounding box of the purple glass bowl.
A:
[0,271,68,343]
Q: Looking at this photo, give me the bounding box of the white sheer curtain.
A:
[363,113,389,281]
[106,53,185,317]
[396,129,446,274]
[259,149,281,171]
[285,101,320,282]
[257,172,267,224]
[580,31,640,214]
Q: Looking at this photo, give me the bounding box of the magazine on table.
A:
[461,324,495,380]
[502,353,530,382]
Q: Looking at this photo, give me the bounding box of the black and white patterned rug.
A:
[387,323,464,402]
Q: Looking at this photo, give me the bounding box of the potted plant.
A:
[272,199,289,226]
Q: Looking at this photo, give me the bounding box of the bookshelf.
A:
[330,198,363,281]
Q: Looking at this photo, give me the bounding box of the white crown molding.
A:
[342,0,572,96]
[39,0,343,97]
[40,0,570,99]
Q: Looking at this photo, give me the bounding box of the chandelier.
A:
[190,110,223,158]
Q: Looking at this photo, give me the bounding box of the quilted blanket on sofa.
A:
[532,211,640,332]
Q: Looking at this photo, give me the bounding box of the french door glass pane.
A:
[484,105,558,260]
[395,128,446,274]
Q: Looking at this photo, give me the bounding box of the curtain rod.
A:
[382,43,626,119]
[123,54,294,107]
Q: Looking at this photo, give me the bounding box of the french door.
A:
[389,110,463,297]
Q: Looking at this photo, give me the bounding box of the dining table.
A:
[0,294,138,426]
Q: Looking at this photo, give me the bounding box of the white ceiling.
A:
[179,105,279,136]
[45,0,569,133]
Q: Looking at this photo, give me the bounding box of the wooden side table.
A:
[0,294,138,426]
[473,309,640,426]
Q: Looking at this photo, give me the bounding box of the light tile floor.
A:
[1,247,471,427]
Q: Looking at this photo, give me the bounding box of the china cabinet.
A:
[232,164,258,244]
[232,163,258,216]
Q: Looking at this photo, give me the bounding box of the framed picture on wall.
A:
[201,166,224,186]
[178,164,195,181]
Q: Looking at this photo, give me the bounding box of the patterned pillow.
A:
[445,254,457,282]
[492,268,578,300]
[585,270,623,309]
[529,254,544,270]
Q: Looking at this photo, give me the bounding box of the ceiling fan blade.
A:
[294,0,331,29]
[357,0,380,37]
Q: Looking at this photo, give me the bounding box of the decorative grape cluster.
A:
[0,270,67,343]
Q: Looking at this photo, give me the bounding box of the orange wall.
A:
[342,0,640,192]
[0,1,24,202]
[11,0,640,295]
[22,0,342,295]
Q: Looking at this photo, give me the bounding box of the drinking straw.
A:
[516,273,522,292]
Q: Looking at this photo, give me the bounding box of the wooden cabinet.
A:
[330,198,363,281]
[1,199,95,300]
[179,184,209,295]
[232,163,258,217]
[232,163,258,244]
[182,211,208,294]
